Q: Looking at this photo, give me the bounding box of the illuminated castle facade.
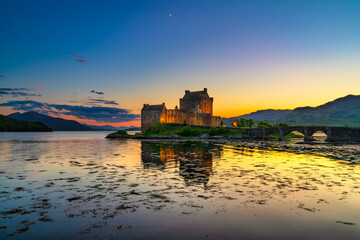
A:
[141,88,221,133]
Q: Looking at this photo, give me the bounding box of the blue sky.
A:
[1,0,360,126]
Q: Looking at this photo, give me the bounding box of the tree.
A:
[246,119,255,128]
[239,118,246,128]
[273,123,288,127]
[257,121,272,128]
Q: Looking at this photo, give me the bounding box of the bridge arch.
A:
[263,128,280,140]
[284,130,304,140]
[303,127,328,141]
[307,131,327,141]
[277,127,305,141]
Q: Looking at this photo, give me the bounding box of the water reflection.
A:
[141,141,222,185]
[1,135,360,240]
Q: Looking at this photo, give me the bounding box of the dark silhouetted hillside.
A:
[8,111,93,131]
[0,114,52,132]
[83,124,119,131]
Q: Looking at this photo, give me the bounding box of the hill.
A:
[83,125,140,131]
[222,109,291,126]
[8,111,93,131]
[0,114,52,132]
[83,124,120,131]
[125,126,141,131]
[223,95,360,127]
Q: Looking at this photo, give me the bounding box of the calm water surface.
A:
[1,132,360,239]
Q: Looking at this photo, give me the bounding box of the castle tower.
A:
[141,103,167,133]
[179,88,213,115]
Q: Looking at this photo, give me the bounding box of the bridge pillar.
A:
[262,128,266,139]
[303,128,314,142]
[325,127,333,142]
[278,128,287,141]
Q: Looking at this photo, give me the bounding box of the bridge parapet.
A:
[325,127,360,142]
[245,126,360,142]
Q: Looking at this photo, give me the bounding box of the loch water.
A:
[1,132,360,239]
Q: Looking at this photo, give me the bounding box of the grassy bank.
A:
[145,122,245,137]
[110,122,304,139]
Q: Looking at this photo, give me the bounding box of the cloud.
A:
[49,104,138,122]
[0,100,140,123]
[0,100,46,111]
[0,88,30,91]
[9,92,41,97]
[76,59,86,64]
[33,80,58,90]
[69,52,85,59]
[87,98,119,105]
[0,88,41,97]
[90,90,104,95]
[69,52,87,64]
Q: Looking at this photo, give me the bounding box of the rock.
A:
[105,132,117,138]
[168,134,181,139]
[210,136,224,139]
[105,132,129,139]
[199,134,210,139]
[148,135,165,139]
[147,135,181,139]
[228,134,244,139]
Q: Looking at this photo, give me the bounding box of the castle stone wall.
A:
[141,89,221,133]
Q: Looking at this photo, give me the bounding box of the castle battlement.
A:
[141,88,221,133]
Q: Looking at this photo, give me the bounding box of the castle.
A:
[141,88,221,133]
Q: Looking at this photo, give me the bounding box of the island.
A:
[106,88,360,143]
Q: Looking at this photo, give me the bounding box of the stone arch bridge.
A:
[244,126,360,142]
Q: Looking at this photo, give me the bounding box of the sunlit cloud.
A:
[33,80,58,91]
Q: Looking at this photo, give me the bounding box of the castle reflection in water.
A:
[141,141,223,185]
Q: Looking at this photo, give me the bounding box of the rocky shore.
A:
[224,139,360,164]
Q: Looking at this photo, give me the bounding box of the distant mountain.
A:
[83,124,120,131]
[124,126,141,131]
[0,114,52,132]
[8,112,93,131]
[223,95,360,127]
[222,109,291,126]
[83,125,140,131]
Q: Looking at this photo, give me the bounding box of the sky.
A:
[1,0,360,127]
